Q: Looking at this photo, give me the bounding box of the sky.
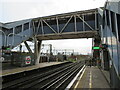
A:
[0,0,106,54]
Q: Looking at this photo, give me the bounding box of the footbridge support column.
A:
[92,38,101,66]
[34,37,42,65]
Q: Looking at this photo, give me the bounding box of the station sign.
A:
[2,46,11,53]
[25,56,31,64]
[2,46,11,50]
[92,46,101,50]
[6,48,11,50]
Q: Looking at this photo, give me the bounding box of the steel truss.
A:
[32,9,98,36]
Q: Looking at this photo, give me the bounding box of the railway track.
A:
[2,61,85,90]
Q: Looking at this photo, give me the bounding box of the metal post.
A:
[7,33,13,46]
[95,11,97,30]
[109,10,113,58]
[22,24,24,40]
[92,38,94,58]
[0,30,6,46]
[24,41,33,53]
[114,13,120,72]
[29,22,31,36]
[40,20,44,35]
[7,30,13,47]
[109,10,112,31]
[34,37,38,64]
[100,25,103,42]
[74,15,77,32]
[36,40,42,64]
[56,17,59,33]
[12,27,15,48]
[115,13,119,41]
[104,10,108,44]
[37,20,41,34]
[22,24,24,32]
[32,21,36,34]
[82,15,85,31]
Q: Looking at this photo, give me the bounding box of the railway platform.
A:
[1,61,67,76]
[73,66,110,89]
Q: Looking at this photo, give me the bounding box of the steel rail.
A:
[2,62,72,88]
[20,62,79,89]
[2,62,76,89]
[55,64,83,89]
[42,62,84,89]
[40,62,83,89]
[2,62,85,90]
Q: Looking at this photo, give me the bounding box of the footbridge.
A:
[0,8,99,48]
[1,0,120,88]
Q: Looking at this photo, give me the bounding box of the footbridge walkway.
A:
[0,8,101,48]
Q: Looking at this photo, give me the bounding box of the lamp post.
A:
[0,30,7,46]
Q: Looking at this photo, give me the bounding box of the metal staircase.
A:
[0,19,34,48]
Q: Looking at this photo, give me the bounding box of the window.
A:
[24,23,29,30]
[15,25,22,34]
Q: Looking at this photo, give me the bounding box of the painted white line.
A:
[74,66,86,89]
[65,65,86,90]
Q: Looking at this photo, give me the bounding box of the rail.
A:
[2,61,85,89]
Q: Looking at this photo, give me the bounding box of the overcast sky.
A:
[0,0,106,54]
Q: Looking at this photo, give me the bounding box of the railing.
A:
[7,33,28,48]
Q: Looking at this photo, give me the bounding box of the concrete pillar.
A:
[34,37,38,65]
[102,49,109,70]
[34,37,42,65]
[92,38,101,66]
[37,40,42,64]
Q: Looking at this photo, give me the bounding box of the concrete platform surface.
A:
[1,62,66,76]
[74,66,110,89]
[100,69,110,84]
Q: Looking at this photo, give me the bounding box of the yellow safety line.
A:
[89,70,92,89]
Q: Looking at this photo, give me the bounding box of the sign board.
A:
[25,56,31,64]
[6,48,11,50]
[92,46,101,50]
